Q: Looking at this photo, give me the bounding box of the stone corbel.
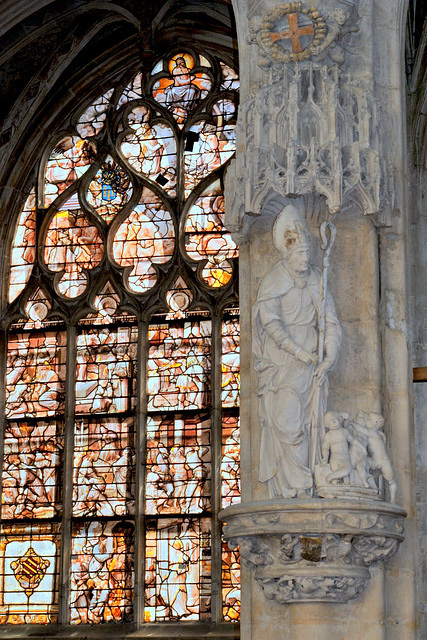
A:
[219,499,406,603]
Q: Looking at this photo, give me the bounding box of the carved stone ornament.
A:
[251,1,360,68]
[219,499,406,603]
[259,3,327,64]
[227,1,395,235]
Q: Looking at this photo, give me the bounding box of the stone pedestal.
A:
[220,499,406,603]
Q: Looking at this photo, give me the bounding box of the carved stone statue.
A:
[252,204,342,498]
[320,411,352,483]
[314,409,397,502]
[352,412,397,503]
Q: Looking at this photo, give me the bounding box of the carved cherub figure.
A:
[353,413,397,503]
[312,7,359,65]
[349,410,372,488]
[321,411,352,483]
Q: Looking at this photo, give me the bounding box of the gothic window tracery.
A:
[1,48,240,629]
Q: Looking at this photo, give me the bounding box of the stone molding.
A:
[219,499,406,603]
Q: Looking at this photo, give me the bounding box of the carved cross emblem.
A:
[259,3,326,63]
[269,12,314,53]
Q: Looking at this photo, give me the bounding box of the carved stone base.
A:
[315,484,381,501]
[219,499,406,603]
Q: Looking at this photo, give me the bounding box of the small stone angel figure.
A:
[320,411,352,483]
[311,8,359,66]
[351,412,397,503]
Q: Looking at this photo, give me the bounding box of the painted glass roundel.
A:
[5,48,240,629]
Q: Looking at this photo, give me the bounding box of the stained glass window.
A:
[2,48,240,631]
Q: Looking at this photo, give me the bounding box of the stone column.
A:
[221,1,416,638]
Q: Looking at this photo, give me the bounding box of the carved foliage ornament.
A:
[220,500,406,604]
[260,3,327,63]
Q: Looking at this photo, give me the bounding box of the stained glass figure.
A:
[43,195,104,298]
[117,73,142,109]
[6,331,66,419]
[152,53,211,126]
[222,543,240,621]
[146,414,210,515]
[1,421,63,519]
[0,524,59,624]
[220,62,240,91]
[112,189,175,293]
[221,415,240,509]
[145,518,211,621]
[73,418,135,517]
[120,106,176,194]
[184,180,238,287]
[222,318,240,407]
[183,100,235,196]
[166,277,193,319]
[85,156,132,223]
[75,326,137,414]
[8,189,36,303]
[70,520,134,624]
[43,136,96,207]
[76,89,114,138]
[22,289,51,330]
[148,321,211,411]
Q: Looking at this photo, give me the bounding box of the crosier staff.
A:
[309,220,337,476]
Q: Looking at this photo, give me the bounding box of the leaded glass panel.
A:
[148,321,211,412]
[146,414,211,515]
[0,524,60,624]
[73,418,135,517]
[2,421,63,520]
[6,331,66,419]
[70,520,134,624]
[144,518,211,622]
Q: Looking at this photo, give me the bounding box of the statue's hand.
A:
[297,349,318,365]
[314,360,331,385]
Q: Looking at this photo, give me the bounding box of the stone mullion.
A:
[210,311,223,623]
[135,319,148,626]
[58,324,77,625]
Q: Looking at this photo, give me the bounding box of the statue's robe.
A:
[252,261,341,498]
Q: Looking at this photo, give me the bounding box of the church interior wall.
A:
[0,0,425,638]
[407,9,427,636]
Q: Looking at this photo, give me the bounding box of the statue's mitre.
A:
[273,204,311,256]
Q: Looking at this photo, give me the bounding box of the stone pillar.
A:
[221,1,416,638]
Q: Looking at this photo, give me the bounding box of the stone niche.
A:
[219,498,406,603]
